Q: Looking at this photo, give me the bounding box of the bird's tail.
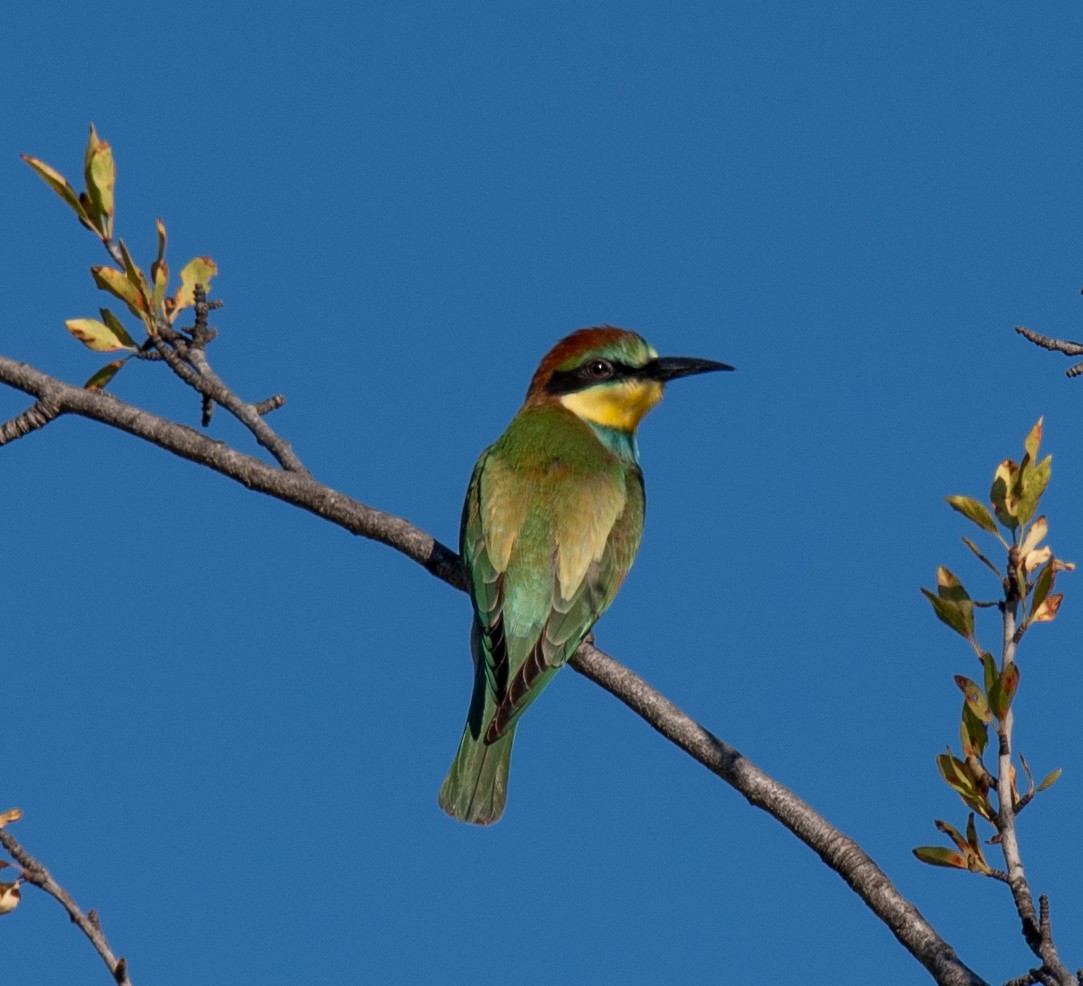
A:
[438,722,516,825]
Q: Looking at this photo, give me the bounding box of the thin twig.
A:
[1015,326,1083,377]
[150,320,309,475]
[0,827,132,985]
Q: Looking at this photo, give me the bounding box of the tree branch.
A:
[573,644,987,986]
[0,351,988,986]
[0,826,132,986]
[1015,325,1083,377]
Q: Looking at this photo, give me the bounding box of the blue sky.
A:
[3,3,1083,983]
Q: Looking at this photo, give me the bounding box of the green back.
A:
[461,403,645,742]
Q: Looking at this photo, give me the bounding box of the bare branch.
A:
[1015,326,1083,377]
[0,827,132,985]
[572,644,988,986]
[149,319,309,475]
[0,351,989,986]
[0,352,462,586]
[0,395,62,445]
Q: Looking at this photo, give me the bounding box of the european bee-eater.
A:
[439,326,731,825]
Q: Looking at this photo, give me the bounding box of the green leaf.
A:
[990,459,1020,529]
[21,154,96,231]
[936,566,971,604]
[913,846,969,870]
[83,123,115,240]
[171,255,218,319]
[923,589,970,638]
[921,567,973,639]
[990,664,1020,720]
[960,700,988,758]
[1016,455,1051,528]
[936,750,994,820]
[1026,563,1052,615]
[1036,768,1061,792]
[954,675,991,723]
[1023,417,1043,462]
[84,360,126,391]
[91,266,149,320]
[937,751,975,796]
[118,240,151,302]
[65,317,138,353]
[98,308,138,349]
[933,818,968,853]
[151,218,169,313]
[945,495,998,535]
[964,813,990,873]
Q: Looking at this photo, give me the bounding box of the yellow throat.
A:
[559,377,664,432]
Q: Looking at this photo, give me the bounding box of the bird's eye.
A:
[584,359,613,379]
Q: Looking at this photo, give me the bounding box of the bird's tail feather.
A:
[438,724,516,825]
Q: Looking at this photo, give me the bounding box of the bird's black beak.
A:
[642,356,734,382]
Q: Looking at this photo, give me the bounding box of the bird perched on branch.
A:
[439,326,731,825]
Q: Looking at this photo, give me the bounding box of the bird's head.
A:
[525,326,732,432]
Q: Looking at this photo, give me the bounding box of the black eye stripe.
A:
[546,358,641,396]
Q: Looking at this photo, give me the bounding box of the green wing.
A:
[474,438,645,743]
[442,408,645,825]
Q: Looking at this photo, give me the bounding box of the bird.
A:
[438,326,732,825]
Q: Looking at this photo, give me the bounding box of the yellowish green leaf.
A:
[934,819,968,852]
[91,266,148,320]
[65,318,138,353]
[923,588,971,638]
[152,218,169,312]
[84,359,126,391]
[937,566,972,603]
[21,154,96,231]
[1036,768,1061,792]
[990,664,1019,720]
[964,813,990,873]
[954,675,991,723]
[1017,455,1051,528]
[155,217,167,265]
[152,256,169,313]
[913,846,969,870]
[960,701,988,758]
[945,495,998,535]
[922,566,974,638]
[117,239,152,310]
[990,459,1020,529]
[171,256,218,319]
[1023,417,1043,462]
[98,308,138,348]
[83,124,115,240]
[1030,563,1055,618]
[937,750,994,820]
